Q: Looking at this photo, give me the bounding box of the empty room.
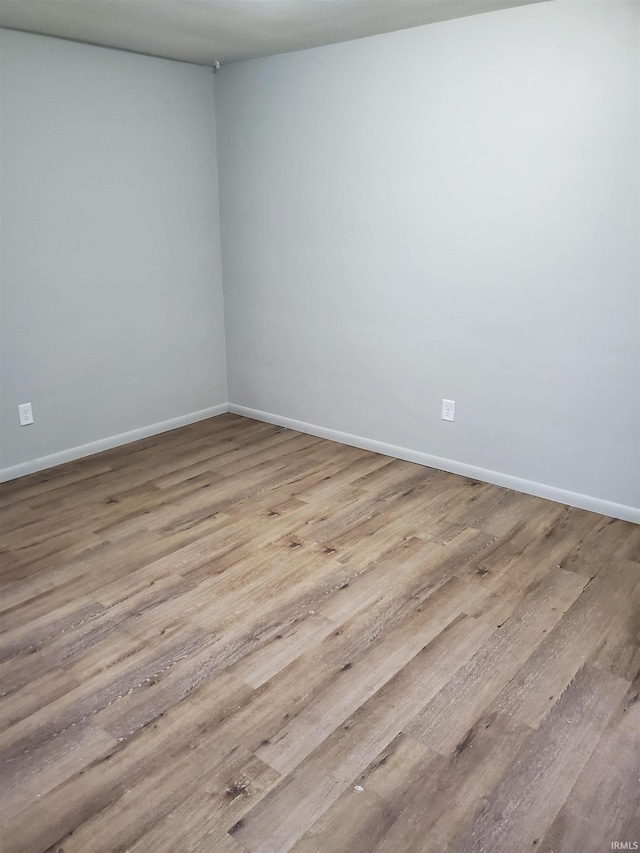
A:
[0,0,639,851]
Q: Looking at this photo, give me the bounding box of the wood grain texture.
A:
[0,413,638,852]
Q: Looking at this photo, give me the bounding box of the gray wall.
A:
[0,30,227,473]
[216,0,640,512]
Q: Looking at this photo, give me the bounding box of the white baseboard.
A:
[4,400,638,524]
[0,403,229,483]
[229,403,640,525]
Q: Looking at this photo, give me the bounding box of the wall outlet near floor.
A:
[18,402,34,426]
[441,399,455,422]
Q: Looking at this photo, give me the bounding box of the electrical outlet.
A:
[18,403,34,426]
[441,399,455,422]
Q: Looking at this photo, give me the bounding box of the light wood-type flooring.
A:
[1,413,639,853]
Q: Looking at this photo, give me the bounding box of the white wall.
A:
[216,0,640,516]
[0,30,227,476]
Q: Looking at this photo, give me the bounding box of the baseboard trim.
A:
[229,403,640,524]
[0,403,229,483]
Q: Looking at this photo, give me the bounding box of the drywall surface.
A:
[216,0,640,511]
[0,30,227,473]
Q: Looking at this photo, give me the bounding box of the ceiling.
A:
[0,0,548,67]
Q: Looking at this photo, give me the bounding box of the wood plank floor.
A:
[1,413,639,853]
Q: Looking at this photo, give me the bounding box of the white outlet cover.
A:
[18,402,34,426]
[442,399,455,422]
